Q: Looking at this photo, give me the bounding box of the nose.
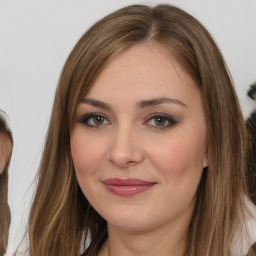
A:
[107,126,145,168]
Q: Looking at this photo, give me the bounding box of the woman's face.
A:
[70,43,208,232]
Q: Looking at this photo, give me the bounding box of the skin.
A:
[70,43,208,256]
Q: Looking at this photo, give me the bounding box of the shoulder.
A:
[4,252,26,256]
[247,199,256,235]
[231,197,256,256]
[246,200,256,255]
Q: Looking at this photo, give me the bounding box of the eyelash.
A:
[79,112,177,129]
[144,113,177,129]
[79,113,110,127]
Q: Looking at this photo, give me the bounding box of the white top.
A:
[231,198,256,255]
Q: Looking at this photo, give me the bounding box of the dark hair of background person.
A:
[246,82,256,204]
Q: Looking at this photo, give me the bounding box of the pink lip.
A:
[102,178,156,197]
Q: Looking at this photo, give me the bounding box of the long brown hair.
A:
[19,4,251,256]
[0,112,13,256]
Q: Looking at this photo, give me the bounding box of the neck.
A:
[103,219,189,256]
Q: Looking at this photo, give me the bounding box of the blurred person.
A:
[246,82,256,204]
[0,112,13,256]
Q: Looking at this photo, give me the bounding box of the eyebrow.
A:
[137,97,187,109]
[81,98,112,110]
[81,97,187,110]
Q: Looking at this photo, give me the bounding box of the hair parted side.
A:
[17,4,250,256]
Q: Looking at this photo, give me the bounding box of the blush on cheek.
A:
[72,152,97,175]
[151,140,204,176]
[71,139,106,175]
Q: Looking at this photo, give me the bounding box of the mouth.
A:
[102,178,157,197]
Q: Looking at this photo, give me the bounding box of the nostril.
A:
[107,146,145,168]
[126,161,137,167]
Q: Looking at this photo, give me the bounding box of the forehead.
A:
[85,43,201,108]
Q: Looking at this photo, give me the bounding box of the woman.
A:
[18,4,256,256]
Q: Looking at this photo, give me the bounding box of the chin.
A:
[101,207,160,232]
[107,217,157,232]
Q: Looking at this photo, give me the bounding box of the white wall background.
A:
[0,0,255,253]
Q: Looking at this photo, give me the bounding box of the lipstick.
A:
[102,178,156,196]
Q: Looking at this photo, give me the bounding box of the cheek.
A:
[148,134,206,181]
[70,130,108,203]
[70,130,105,176]
[149,135,206,212]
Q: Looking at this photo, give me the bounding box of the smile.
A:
[102,178,157,197]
